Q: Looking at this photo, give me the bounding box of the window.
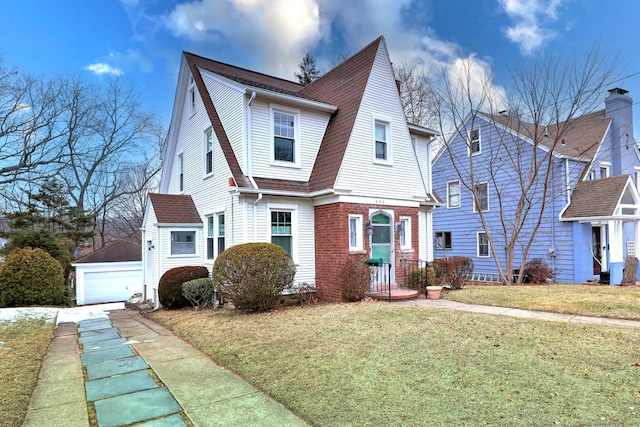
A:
[206,213,225,260]
[171,231,196,255]
[205,129,214,176]
[470,128,481,155]
[477,232,490,257]
[188,75,196,116]
[473,182,489,212]
[349,214,363,251]
[600,163,610,179]
[447,181,460,208]
[588,170,596,180]
[273,111,295,162]
[178,153,184,192]
[399,217,411,250]
[271,211,292,255]
[375,121,388,160]
[435,231,452,250]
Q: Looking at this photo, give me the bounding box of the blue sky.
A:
[1,0,639,136]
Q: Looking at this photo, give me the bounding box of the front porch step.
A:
[366,288,419,300]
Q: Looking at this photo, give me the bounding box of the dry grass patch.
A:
[0,319,54,427]
[149,302,640,426]
[444,284,640,319]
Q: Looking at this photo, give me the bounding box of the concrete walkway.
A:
[23,299,640,426]
[396,297,640,328]
[23,308,308,427]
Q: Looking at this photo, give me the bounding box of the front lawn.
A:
[150,302,640,426]
[443,284,640,319]
[0,319,55,427]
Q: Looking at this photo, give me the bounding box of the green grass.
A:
[443,284,640,319]
[150,302,640,426]
[0,319,54,427]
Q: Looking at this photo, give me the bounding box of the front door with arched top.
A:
[370,212,394,286]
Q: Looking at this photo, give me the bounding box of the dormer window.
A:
[270,105,300,167]
[188,75,196,116]
[470,128,481,155]
[205,129,214,176]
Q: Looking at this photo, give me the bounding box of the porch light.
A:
[365,220,374,236]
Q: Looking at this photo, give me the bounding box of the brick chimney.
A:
[605,88,635,175]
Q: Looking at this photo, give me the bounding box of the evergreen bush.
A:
[408,266,436,292]
[158,266,209,309]
[182,278,215,310]
[212,243,296,312]
[0,247,67,307]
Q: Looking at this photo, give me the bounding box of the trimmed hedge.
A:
[432,256,474,289]
[523,258,554,284]
[338,254,371,302]
[0,247,67,307]
[158,266,209,309]
[212,242,296,312]
[182,278,215,310]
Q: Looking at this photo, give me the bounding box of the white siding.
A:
[335,42,426,201]
[202,74,246,171]
[250,98,330,181]
[143,204,158,295]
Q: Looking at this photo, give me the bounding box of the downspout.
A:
[550,160,556,282]
[565,158,571,204]
[253,192,263,241]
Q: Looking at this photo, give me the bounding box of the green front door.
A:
[371,213,391,263]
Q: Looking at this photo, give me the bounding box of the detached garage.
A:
[72,240,142,305]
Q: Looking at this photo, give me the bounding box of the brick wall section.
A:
[314,202,420,301]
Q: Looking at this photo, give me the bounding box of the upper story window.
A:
[178,153,184,192]
[349,214,363,251]
[599,162,610,179]
[205,129,214,176]
[188,75,196,116]
[473,182,489,212]
[373,115,393,164]
[171,231,196,255]
[469,128,481,155]
[273,110,296,163]
[447,181,460,208]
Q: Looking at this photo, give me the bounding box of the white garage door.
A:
[84,270,142,304]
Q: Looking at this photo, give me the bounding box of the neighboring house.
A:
[72,240,143,305]
[432,88,640,285]
[141,36,440,305]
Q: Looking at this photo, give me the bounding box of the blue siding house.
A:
[432,88,640,285]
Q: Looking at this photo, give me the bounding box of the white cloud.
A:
[85,63,124,76]
[165,0,322,76]
[498,0,566,54]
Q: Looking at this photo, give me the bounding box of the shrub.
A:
[0,247,67,307]
[338,254,371,302]
[1,228,72,278]
[213,243,296,312]
[432,256,474,290]
[158,266,209,309]
[523,258,554,284]
[182,278,215,311]
[408,267,436,292]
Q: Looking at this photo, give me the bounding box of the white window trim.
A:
[599,161,611,179]
[473,182,489,213]
[635,167,640,189]
[188,76,196,117]
[477,232,490,258]
[468,127,481,156]
[399,216,412,251]
[349,214,364,252]
[372,114,393,165]
[269,104,301,168]
[267,203,298,263]
[205,211,225,262]
[447,180,461,208]
[204,127,214,178]
[177,152,184,193]
[169,229,199,257]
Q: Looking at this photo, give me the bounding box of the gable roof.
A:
[73,240,141,264]
[148,193,202,224]
[302,37,383,192]
[484,109,611,161]
[561,174,634,219]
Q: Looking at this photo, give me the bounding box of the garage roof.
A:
[74,240,142,263]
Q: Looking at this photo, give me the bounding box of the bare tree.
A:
[0,61,68,184]
[433,46,619,285]
[393,61,438,129]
